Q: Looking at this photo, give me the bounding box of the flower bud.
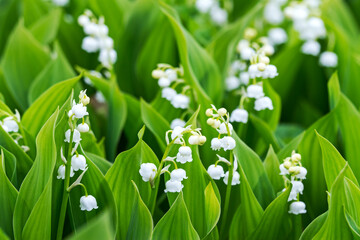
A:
[289,166,301,175]
[257,62,267,71]
[284,160,292,169]
[152,69,164,79]
[207,118,215,126]
[206,108,213,117]
[80,195,98,211]
[198,135,207,145]
[188,135,200,145]
[213,120,221,129]
[218,108,227,116]
[259,56,270,64]
[244,28,257,40]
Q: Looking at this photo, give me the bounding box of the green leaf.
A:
[1,21,50,111]
[29,8,62,45]
[85,152,112,175]
[22,75,80,137]
[67,210,115,240]
[263,145,284,193]
[28,42,75,103]
[232,132,275,207]
[152,192,200,240]
[300,211,328,240]
[229,164,263,240]
[0,148,18,239]
[343,178,360,236]
[126,181,153,240]
[316,132,359,190]
[313,165,353,239]
[247,188,291,240]
[105,129,159,240]
[0,146,17,186]
[140,99,170,151]
[83,72,127,161]
[0,0,20,56]
[13,109,59,240]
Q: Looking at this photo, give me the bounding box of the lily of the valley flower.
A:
[211,138,222,151]
[171,94,190,109]
[223,171,241,185]
[221,136,236,151]
[0,116,19,133]
[71,154,87,171]
[230,109,248,123]
[164,179,184,193]
[254,97,274,111]
[170,168,188,181]
[288,201,307,215]
[176,146,193,164]
[139,163,157,182]
[170,118,186,129]
[246,84,264,98]
[207,164,225,180]
[64,129,82,143]
[319,51,338,68]
[80,195,99,211]
[77,123,90,133]
[57,165,75,179]
[71,103,89,119]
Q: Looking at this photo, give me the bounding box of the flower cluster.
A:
[226,28,277,125]
[139,125,206,193]
[52,0,69,7]
[195,0,228,26]
[78,10,117,69]
[0,110,29,152]
[205,106,240,185]
[57,90,98,212]
[279,151,307,215]
[264,0,338,68]
[152,64,192,112]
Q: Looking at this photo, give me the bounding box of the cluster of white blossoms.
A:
[52,0,69,7]
[152,64,191,111]
[57,90,98,212]
[0,110,29,152]
[195,0,228,26]
[279,151,307,215]
[205,106,240,185]
[139,125,206,193]
[78,10,117,69]
[264,0,338,68]
[226,28,277,125]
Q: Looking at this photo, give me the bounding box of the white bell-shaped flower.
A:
[80,195,98,211]
[319,51,338,68]
[77,123,90,133]
[254,97,273,111]
[158,77,171,88]
[161,87,177,101]
[176,146,192,164]
[0,117,19,133]
[81,36,99,53]
[296,167,307,179]
[98,36,114,49]
[230,109,248,123]
[264,3,284,25]
[195,0,215,13]
[211,138,222,151]
[221,136,236,151]
[218,122,233,135]
[223,171,240,185]
[57,165,75,179]
[288,181,304,201]
[165,69,178,82]
[139,163,157,182]
[71,154,87,171]
[279,163,289,175]
[171,94,190,109]
[240,47,256,61]
[239,72,250,85]
[268,28,288,45]
[247,84,264,99]
[52,0,69,6]
[262,65,278,79]
[78,15,90,27]
[98,49,117,68]
[301,40,320,56]
[288,201,307,215]
[84,22,99,35]
[171,126,184,144]
[230,60,247,72]
[248,64,263,79]
[207,164,225,180]
[210,6,228,25]
[71,103,89,119]
[225,76,240,91]
[170,168,187,181]
[64,129,82,143]
[164,179,184,193]
[170,118,186,130]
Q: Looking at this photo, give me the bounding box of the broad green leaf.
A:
[344,178,360,236]
[23,0,51,26]
[203,183,221,239]
[300,212,328,240]
[313,165,353,239]
[250,114,281,152]
[29,8,61,45]
[247,188,291,240]
[85,152,112,175]
[345,211,360,240]
[232,133,275,207]
[160,1,223,104]
[13,109,59,240]
[126,181,153,240]
[105,127,159,240]
[0,147,17,186]
[263,145,284,193]
[22,75,80,137]
[152,192,200,240]
[1,21,50,111]
[0,148,18,239]
[140,99,170,151]
[123,93,142,148]
[229,164,263,240]
[28,42,75,103]
[316,132,358,190]
[0,229,10,240]
[0,124,32,186]
[0,0,19,56]
[68,210,115,240]
[83,72,127,161]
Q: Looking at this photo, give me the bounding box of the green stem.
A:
[56,131,74,240]
[220,150,234,235]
